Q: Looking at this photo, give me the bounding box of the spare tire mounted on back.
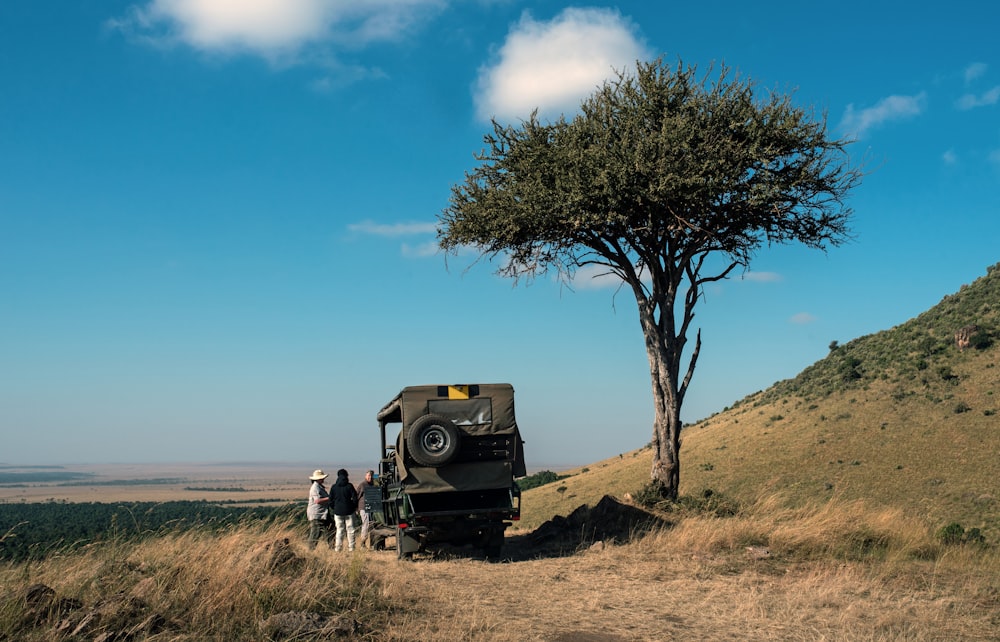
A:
[406,414,460,467]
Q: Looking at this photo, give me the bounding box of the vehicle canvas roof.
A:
[376,383,517,435]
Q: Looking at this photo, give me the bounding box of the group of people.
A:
[306,468,375,551]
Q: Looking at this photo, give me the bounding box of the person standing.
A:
[306,469,333,550]
[355,469,375,548]
[330,468,359,552]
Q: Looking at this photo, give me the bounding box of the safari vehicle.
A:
[368,383,526,559]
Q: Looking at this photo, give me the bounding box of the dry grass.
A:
[376,495,1000,641]
[1,517,388,640]
[3,496,998,641]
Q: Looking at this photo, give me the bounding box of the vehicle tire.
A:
[406,414,460,467]
[483,524,504,560]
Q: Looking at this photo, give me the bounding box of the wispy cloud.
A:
[474,8,650,123]
[347,220,438,237]
[402,241,441,258]
[839,92,926,139]
[109,0,445,62]
[964,62,988,84]
[956,86,1000,110]
[942,149,958,165]
[789,312,817,324]
[348,220,439,258]
[741,271,782,283]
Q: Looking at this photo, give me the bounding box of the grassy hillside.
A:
[520,262,1000,541]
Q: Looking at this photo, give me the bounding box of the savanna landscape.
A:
[3,264,1000,640]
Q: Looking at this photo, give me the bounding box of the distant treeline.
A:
[0,472,94,484]
[183,487,248,492]
[0,500,300,563]
[57,478,186,487]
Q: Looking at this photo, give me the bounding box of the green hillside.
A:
[521,263,1000,541]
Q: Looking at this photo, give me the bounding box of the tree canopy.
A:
[438,57,863,498]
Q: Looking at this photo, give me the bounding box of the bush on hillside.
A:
[936,522,987,547]
[516,470,568,491]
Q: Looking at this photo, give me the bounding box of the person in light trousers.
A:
[355,469,375,548]
[330,468,358,552]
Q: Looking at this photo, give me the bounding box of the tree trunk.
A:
[648,356,682,499]
[641,310,683,500]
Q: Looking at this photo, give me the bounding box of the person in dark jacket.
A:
[330,468,359,552]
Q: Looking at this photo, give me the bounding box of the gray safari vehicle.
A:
[368,383,526,558]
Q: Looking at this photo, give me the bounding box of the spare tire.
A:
[406,414,460,467]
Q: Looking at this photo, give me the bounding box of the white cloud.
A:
[789,312,817,325]
[474,8,650,123]
[402,241,441,258]
[956,86,1000,110]
[838,92,926,139]
[942,149,958,165]
[569,263,627,289]
[348,220,439,258]
[111,0,444,61]
[741,271,782,283]
[964,62,988,84]
[347,220,438,237]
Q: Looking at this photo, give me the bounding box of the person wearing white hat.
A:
[306,469,333,549]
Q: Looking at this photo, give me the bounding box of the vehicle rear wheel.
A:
[483,524,505,560]
[406,414,461,467]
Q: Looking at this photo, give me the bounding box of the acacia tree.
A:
[437,58,863,499]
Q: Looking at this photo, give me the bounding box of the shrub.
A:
[937,522,965,544]
[517,470,568,490]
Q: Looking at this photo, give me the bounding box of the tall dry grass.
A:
[0,516,388,640]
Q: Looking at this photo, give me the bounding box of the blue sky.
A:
[2,1,998,467]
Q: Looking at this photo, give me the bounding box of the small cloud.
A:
[942,149,958,165]
[839,92,926,139]
[110,0,444,64]
[956,86,1000,110]
[402,241,441,258]
[964,62,988,84]
[741,271,782,283]
[989,149,1000,165]
[474,7,650,123]
[569,263,626,289]
[347,220,438,237]
[790,312,817,325]
[310,64,388,92]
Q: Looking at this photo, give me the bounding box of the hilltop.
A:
[519,262,1000,541]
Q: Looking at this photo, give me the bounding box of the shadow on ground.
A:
[419,495,671,562]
